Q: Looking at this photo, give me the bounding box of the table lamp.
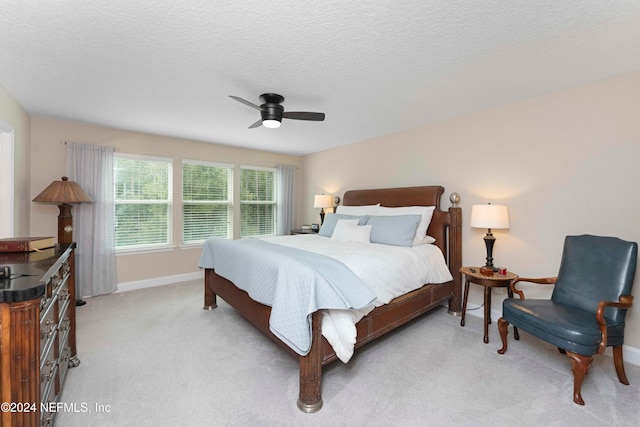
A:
[33,176,93,305]
[470,203,509,271]
[313,194,333,225]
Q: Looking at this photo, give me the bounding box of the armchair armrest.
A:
[595,295,634,354]
[510,277,557,299]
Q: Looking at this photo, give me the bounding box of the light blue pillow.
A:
[318,213,369,237]
[366,214,422,247]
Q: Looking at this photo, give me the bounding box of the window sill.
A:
[115,246,176,256]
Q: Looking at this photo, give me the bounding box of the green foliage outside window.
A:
[114,156,172,249]
[240,168,276,238]
[182,162,232,243]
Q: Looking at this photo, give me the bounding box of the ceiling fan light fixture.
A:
[229,93,325,129]
[262,119,281,129]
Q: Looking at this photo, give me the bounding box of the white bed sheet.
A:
[260,234,453,363]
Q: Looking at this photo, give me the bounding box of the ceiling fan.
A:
[229,93,325,129]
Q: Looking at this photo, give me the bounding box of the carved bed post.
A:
[203,269,218,310]
[448,206,463,314]
[297,311,323,413]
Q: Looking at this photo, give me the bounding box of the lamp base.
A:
[483,231,497,272]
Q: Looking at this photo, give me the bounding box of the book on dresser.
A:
[0,236,55,252]
[0,246,57,263]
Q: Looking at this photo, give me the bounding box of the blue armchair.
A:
[497,235,637,405]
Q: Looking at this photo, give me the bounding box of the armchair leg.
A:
[566,351,593,405]
[613,346,630,385]
[497,318,509,354]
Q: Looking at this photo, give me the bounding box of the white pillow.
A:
[377,206,436,246]
[318,214,369,237]
[335,204,380,216]
[331,219,372,243]
[414,235,436,245]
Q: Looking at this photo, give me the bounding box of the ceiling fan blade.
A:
[282,111,325,121]
[248,119,263,129]
[229,95,260,110]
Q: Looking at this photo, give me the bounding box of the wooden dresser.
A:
[0,244,79,427]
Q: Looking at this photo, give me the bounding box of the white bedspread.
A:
[261,234,453,362]
[199,237,377,355]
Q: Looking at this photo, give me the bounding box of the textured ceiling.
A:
[1,1,640,155]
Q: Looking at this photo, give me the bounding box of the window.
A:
[114,155,173,250]
[182,160,233,243]
[240,166,276,238]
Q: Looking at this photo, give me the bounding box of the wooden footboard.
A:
[202,185,462,412]
[204,269,456,411]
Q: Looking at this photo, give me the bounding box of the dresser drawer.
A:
[40,366,58,427]
[51,268,63,297]
[40,293,58,360]
[58,297,72,358]
[57,284,72,316]
[39,275,55,315]
[58,345,72,390]
[40,346,57,392]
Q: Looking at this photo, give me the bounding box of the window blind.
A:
[182,161,233,243]
[240,166,276,238]
[114,155,173,249]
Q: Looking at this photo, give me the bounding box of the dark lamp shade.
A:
[32,176,93,204]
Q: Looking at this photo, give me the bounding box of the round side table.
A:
[460,266,520,343]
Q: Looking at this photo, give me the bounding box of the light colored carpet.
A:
[57,280,640,426]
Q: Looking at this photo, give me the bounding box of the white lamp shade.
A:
[470,204,510,229]
[313,194,333,208]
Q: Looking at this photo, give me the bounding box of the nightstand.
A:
[291,229,317,235]
[460,266,520,343]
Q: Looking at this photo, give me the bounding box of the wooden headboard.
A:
[342,185,462,311]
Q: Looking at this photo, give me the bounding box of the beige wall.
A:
[0,84,31,236]
[29,117,301,284]
[301,71,640,351]
[8,70,640,354]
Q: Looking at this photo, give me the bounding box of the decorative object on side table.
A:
[470,203,510,271]
[460,266,519,344]
[291,228,317,235]
[33,176,93,306]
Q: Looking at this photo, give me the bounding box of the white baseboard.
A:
[463,305,640,366]
[115,271,204,293]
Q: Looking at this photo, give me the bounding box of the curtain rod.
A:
[61,141,119,151]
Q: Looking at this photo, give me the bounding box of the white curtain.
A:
[276,164,297,235]
[66,142,117,297]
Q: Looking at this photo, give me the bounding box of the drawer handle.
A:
[58,317,71,332]
[40,321,57,340]
[41,368,56,382]
[59,288,70,300]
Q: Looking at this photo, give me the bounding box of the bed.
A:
[200,185,462,412]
